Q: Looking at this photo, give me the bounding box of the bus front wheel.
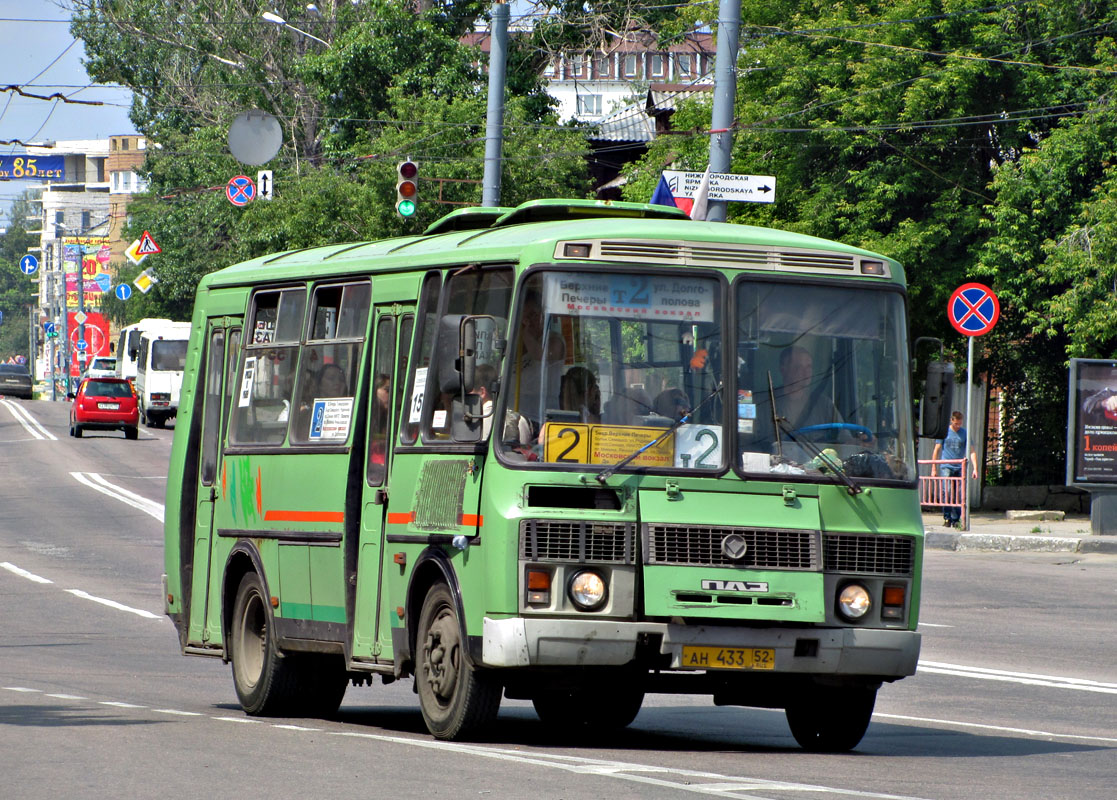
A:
[416,583,501,740]
[230,571,299,716]
[785,686,877,752]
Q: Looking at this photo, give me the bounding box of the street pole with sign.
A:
[947,282,1001,529]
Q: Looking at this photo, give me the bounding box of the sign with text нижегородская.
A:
[661,170,776,203]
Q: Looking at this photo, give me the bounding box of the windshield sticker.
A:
[543,273,714,322]
[408,366,427,424]
[238,356,256,407]
[541,422,675,467]
[673,424,722,469]
[308,397,353,441]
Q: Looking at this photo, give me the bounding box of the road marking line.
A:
[919,660,1117,693]
[916,622,953,628]
[0,398,56,440]
[214,716,264,724]
[69,471,164,521]
[153,709,203,716]
[326,731,936,800]
[273,724,321,731]
[65,589,161,619]
[3,687,42,693]
[874,713,1117,744]
[45,693,87,700]
[0,562,53,584]
[100,701,146,708]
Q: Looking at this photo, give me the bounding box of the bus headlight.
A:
[837,583,871,621]
[568,570,607,611]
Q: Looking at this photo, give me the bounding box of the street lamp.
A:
[261,10,330,47]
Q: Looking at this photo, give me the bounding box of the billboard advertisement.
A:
[1066,358,1117,486]
[67,311,111,378]
[0,154,65,181]
[63,236,113,309]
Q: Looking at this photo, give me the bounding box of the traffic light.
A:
[396,159,418,217]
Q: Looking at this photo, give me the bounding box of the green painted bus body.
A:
[164,201,924,742]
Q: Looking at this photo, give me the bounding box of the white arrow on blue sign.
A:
[43,321,56,333]
[115,284,132,301]
[75,339,88,351]
[19,254,39,275]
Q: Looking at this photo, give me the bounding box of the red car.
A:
[70,377,140,439]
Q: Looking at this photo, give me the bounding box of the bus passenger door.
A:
[187,320,241,646]
[353,307,413,660]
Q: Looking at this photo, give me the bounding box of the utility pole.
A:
[705,0,742,223]
[481,1,509,207]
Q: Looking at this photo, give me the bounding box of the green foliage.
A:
[0,193,39,361]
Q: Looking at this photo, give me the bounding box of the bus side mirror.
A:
[129,347,139,361]
[461,317,478,394]
[921,361,954,439]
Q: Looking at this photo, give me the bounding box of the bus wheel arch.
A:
[221,544,266,657]
[403,550,466,676]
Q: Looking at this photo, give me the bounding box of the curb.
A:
[925,531,1117,554]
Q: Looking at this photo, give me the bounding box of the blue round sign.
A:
[226,175,257,207]
[115,284,133,301]
[19,254,39,275]
[948,283,1000,336]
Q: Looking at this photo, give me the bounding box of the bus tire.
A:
[230,571,299,716]
[416,582,501,740]
[785,686,877,752]
[532,682,643,732]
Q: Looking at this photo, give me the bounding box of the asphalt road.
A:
[1,397,1114,800]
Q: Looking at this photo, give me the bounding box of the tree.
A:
[0,193,39,361]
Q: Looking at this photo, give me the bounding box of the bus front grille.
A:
[644,524,820,570]
[519,520,635,564]
[823,534,915,575]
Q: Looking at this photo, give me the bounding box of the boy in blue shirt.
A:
[931,411,979,527]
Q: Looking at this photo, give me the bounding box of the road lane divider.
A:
[70,471,164,521]
[0,398,58,440]
[918,660,1117,694]
[1,560,162,620]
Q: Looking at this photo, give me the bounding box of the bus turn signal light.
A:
[527,569,551,606]
[882,586,905,619]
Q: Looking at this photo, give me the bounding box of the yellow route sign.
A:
[541,422,674,466]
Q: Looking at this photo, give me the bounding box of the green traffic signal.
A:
[396,198,417,217]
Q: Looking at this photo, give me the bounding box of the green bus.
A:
[164,199,949,751]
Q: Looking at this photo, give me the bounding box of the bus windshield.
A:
[499,270,725,471]
[735,280,915,482]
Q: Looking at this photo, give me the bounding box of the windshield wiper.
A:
[766,370,862,496]
[595,383,723,484]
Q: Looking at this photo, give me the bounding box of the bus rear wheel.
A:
[230,571,300,716]
[785,685,877,752]
[416,583,501,740]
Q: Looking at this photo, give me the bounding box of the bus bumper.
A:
[482,617,920,678]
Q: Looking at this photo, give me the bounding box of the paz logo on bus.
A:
[701,580,769,592]
[948,282,1000,337]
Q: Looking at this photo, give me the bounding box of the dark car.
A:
[0,363,33,399]
[70,377,139,439]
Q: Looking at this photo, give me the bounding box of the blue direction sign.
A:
[948,282,1000,336]
[75,338,88,351]
[43,321,56,334]
[115,283,132,301]
[19,254,39,275]
[226,174,257,206]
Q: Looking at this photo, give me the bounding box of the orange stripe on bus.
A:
[387,512,414,525]
[460,514,483,527]
[263,510,345,523]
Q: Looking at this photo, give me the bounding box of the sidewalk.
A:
[922,510,1117,554]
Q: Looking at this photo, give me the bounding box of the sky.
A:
[0,0,137,223]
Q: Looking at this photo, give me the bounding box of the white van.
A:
[134,322,191,427]
[117,318,176,381]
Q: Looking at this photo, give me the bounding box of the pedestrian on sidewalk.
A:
[931,411,979,527]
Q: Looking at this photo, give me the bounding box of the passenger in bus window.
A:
[471,364,497,438]
[560,366,601,424]
[374,374,391,413]
[655,387,690,421]
[317,363,349,398]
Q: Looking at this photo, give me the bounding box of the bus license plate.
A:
[681,645,775,671]
[97,402,120,410]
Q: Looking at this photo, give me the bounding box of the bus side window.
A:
[290,282,370,445]
[230,287,306,446]
[367,317,396,486]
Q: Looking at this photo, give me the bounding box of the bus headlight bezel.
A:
[568,569,608,611]
[836,582,872,621]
